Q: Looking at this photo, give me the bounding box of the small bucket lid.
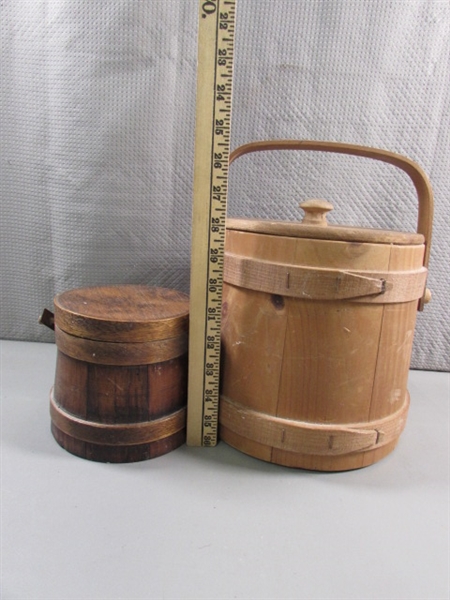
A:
[54,285,189,342]
[227,199,424,246]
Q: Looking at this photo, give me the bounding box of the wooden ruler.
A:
[187,0,237,446]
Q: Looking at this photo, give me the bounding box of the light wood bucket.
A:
[42,286,189,463]
[219,141,433,471]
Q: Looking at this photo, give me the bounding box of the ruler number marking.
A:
[204,1,235,445]
[188,0,236,447]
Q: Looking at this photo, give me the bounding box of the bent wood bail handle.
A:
[229,140,434,309]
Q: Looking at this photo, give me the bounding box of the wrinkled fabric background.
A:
[1,0,449,370]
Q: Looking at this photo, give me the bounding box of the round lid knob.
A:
[299,199,334,227]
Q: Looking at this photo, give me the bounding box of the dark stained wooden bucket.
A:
[45,285,189,463]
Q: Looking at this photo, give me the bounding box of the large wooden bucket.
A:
[219,141,433,471]
[43,285,189,462]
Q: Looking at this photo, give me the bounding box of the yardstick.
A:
[187,0,237,446]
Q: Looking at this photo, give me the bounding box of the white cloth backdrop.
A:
[1,0,449,370]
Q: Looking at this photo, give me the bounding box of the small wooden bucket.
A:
[219,141,433,471]
[42,285,189,462]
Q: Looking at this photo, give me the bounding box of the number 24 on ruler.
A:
[187,0,237,447]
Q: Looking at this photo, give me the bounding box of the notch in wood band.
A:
[224,254,427,303]
[219,394,409,456]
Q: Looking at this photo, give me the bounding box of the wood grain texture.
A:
[54,285,189,342]
[228,139,433,310]
[55,326,188,366]
[51,423,186,464]
[229,140,433,274]
[50,391,186,446]
[224,253,427,302]
[226,218,424,246]
[50,286,189,462]
[51,351,187,462]
[220,226,425,471]
[220,393,409,455]
[148,355,188,419]
[54,350,88,418]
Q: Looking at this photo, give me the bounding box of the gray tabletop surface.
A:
[1,340,449,600]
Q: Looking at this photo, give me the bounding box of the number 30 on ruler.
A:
[187,0,237,447]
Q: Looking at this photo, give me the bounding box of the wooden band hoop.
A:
[50,389,187,446]
[224,254,428,303]
[55,326,188,366]
[229,140,434,309]
[219,393,410,456]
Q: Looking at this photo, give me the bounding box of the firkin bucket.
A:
[219,140,433,471]
[42,285,189,463]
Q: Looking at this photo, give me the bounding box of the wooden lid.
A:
[227,200,424,245]
[54,286,189,342]
[226,218,424,245]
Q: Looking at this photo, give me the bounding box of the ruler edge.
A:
[187,0,237,447]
